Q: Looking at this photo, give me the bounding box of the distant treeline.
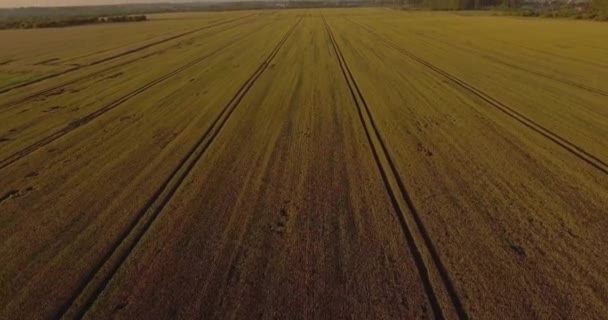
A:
[0,2,369,30]
[0,0,604,28]
[0,1,367,21]
[0,1,355,21]
[398,0,608,19]
[0,15,146,30]
[513,0,608,21]
[100,15,147,23]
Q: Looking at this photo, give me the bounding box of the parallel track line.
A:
[389,26,608,97]
[0,20,272,171]
[481,55,608,97]
[322,14,468,320]
[55,18,301,320]
[348,18,608,175]
[0,14,255,97]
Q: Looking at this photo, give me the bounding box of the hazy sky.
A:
[0,0,189,8]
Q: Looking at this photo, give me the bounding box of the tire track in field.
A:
[347,18,608,176]
[0,14,257,109]
[322,15,468,320]
[514,44,608,70]
[55,18,301,320]
[0,15,258,111]
[0,14,254,96]
[0,20,273,171]
[480,55,608,97]
[394,28,608,97]
[57,14,276,65]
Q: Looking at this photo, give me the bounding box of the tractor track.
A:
[480,55,608,97]
[385,26,608,97]
[347,18,608,175]
[56,14,278,66]
[514,43,608,70]
[322,14,468,320]
[54,17,301,320]
[0,20,275,171]
[0,14,255,97]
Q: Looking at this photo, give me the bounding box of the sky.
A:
[0,0,193,8]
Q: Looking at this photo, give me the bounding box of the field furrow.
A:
[0,14,293,319]
[82,14,435,319]
[323,14,466,319]
[346,13,608,163]
[0,13,262,110]
[0,12,258,93]
[0,16,276,169]
[329,11,608,319]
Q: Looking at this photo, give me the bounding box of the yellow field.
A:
[1,8,607,319]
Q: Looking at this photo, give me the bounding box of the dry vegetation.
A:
[0,8,607,319]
